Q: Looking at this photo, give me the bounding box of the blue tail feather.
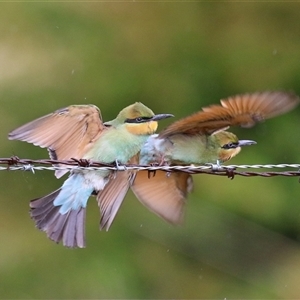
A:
[53,173,94,215]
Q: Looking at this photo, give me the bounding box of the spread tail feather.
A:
[30,189,86,248]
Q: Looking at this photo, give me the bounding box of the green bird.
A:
[130,91,299,224]
[8,103,173,248]
[140,91,299,165]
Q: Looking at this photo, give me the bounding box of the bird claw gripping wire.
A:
[114,160,127,171]
[206,161,236,179]
[109,160,127,180]
[147,162,160,178]
[206,160,225,172]
[147,170,156,179]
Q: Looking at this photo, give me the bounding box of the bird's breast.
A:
[139,134,167,165]
[84,128,148,164]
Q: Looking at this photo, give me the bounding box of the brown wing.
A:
[8,105,106,177]
[97,170,136,231]
[131,170,193,225]
[97,154,139,231]
[159,91,300,137]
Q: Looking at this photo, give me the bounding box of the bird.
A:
[140,91,299,166]
[8,103,173,248]
[131,91,300,224]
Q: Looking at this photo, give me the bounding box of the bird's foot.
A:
[114,160,127,171]
[206,160,225,172]
[206,161,236,179]
[146,162,159,178]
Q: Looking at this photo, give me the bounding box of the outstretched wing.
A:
[97,170,135,231]
[159,91,299,137]
[97,154,139,231]
[8,105,106,177]
[131,170,193,225]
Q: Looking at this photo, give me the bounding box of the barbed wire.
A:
[1,156,300,178]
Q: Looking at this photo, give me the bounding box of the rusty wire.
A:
[1,156,300,179]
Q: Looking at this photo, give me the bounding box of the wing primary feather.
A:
[8,104,106,166]
[159,91,299,137]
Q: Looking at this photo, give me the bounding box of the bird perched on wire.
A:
[130,91,300,225]
[140,91,299,166]
[7,92,300,247]
[8,103,173,248]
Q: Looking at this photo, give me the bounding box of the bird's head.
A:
[105,102,173,135]
[214,131,256,162]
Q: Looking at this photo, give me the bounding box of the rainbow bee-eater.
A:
[130,91,299,224]
[8,103,173,248]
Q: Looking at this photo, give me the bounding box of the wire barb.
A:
[22,164,35,173]
[1,156,300,178]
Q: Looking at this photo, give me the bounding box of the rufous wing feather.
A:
[8,105,106,178]
[97,155,139,230]
[131,170,193,224]
[159,91,300,137]
[97,170,136,231]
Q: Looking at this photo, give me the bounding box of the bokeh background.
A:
[1,2,300,298]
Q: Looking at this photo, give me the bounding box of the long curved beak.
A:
[151,114,174,121]
[238,140,257,147]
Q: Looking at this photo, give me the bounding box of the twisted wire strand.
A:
[1,157,300,178]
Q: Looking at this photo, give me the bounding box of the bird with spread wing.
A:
[8,103,172,247]
[132,91,299,225]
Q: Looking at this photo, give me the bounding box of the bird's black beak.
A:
[151,114,174,121]
[238,140,257,147]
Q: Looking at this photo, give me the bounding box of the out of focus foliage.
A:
[1,3,300,298]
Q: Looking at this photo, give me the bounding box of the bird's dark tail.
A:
[30,189,86,248]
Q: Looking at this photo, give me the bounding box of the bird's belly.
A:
[140,135,173,165]
[166,135,219,165]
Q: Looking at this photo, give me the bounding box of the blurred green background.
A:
[1,2,300,298]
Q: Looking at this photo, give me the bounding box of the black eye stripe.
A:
[125,117,152,123]
[222,142,239,149]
